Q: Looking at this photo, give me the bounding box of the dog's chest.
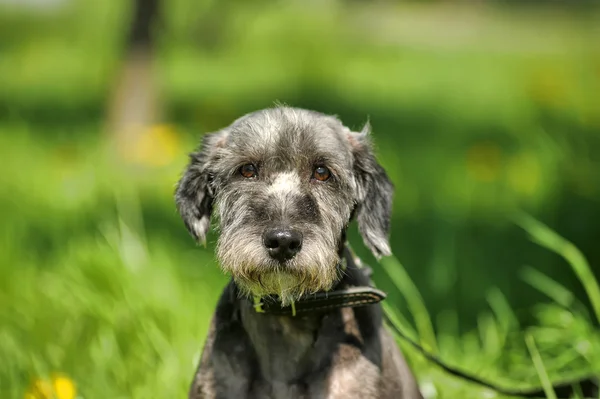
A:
[241,308,328,381]
[244,351,382,399]
[216,307,382,399]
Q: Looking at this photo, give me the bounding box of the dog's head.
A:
[176,107,393,303]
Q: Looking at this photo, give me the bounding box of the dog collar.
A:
[251,286,386,316]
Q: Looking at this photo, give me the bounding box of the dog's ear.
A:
[175,130,227,245]
[348,122,394,258]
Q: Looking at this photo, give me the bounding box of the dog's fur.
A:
[176,107,422,398]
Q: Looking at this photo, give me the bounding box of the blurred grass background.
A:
[1,0,599,398]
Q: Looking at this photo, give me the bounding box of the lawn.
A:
[1,1,599,398]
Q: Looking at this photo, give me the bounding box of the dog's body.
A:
[176,107,422,399]
[188,250,421,399]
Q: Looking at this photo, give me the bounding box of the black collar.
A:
[251,286,386,316]
[247,248,386,316]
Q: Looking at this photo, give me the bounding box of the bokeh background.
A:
[1,0,599,398]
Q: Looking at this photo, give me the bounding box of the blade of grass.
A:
[520,265,575,309]
[525,333,557,399]
[477,312,501,358]
[381,301,419,342]
[380,255,438,353]
[571,383,584,399]
[486,287,519,332]
[514,212,600,324]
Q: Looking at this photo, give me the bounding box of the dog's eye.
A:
[312,166,331,182]
[240,164,258,178]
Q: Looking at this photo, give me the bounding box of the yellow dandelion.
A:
[131,124,182,167]
[24,378,53,399]
[506,152,541,198]
[52,375,76,399]
[465,141,503,182]
[25,374,77,399]
[527,67,568,109]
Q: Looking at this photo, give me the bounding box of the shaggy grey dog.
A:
[176,106,422,399]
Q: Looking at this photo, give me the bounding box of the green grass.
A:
[2,1,600,397]
[515,212,600,324]
[526,333,558,399]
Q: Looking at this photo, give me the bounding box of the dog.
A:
[175,106,423,398]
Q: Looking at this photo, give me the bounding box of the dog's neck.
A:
[232,247,375,382]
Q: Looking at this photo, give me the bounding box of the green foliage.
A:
[1,1,600,398]
[515,212,600,324]
[526,333,558,399]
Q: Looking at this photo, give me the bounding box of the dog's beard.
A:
[216,236,341,306]
[235,272,309,306]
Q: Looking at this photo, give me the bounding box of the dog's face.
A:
[176,107,393,304]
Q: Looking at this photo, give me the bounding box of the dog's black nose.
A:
[263,228,303,262]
